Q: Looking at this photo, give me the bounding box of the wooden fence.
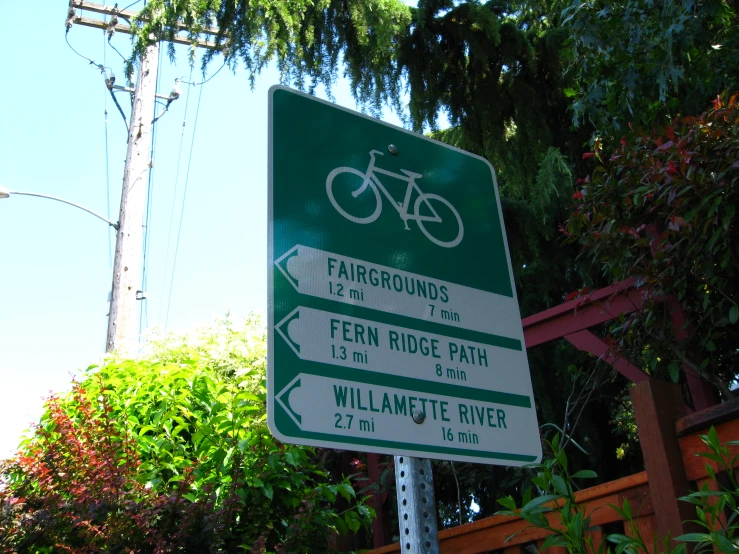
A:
[367,383,739,553]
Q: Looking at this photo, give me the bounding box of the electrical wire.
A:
[152,99,175,124]
[159,68,194,324]
[65,31,99,67]
[103,9,113,268]
[121,0,142,11]
[106,0,133,60]
[109,89,130,132]
[165,82,204,328]
[65,18,122,133]
[139,45,164,341]
[181,60,227,87]
[66,16,117,265]
[159,73,193,322]
[108,37,128,62]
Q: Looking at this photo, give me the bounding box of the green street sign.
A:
[268,86,541,465]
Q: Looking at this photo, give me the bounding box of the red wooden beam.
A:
[564,330,650,383]
[521,278,717,409]
[521,278,654,385]
[522,278,643,349]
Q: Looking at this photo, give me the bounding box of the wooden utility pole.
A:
[67,1,218,356]
[106,40,159,356]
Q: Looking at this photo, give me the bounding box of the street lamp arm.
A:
[3,190,119,230]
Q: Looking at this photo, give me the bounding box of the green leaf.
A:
[572,510,584,540]
[338,482,356,501]
[497,496,517,511]
[674,533,711,542]
[681,491,724,498]
[542,534,568,548]
[713,535,736,552]
[564,88,578,97]
[706,426,720,447]
[139,425,157,436]
[262,482,274,501]
[730,305,738,324]
[285,450,299,467]
[520,494,559,514]
[526,511,550,528]
[607,533,635,545]
[334,517,348,535]
[532,476,550,490]
[239,391,261,402]
[552,474,569,497]
[669,361,681,383]
[572,469,598,479]
[621,498,632,521]
[344,511,362,533]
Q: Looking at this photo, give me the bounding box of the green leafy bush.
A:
[0,382,177,551]
[0,316,373,552]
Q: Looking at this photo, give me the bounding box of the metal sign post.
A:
[395,455,439,553]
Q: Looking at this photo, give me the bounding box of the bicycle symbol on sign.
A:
[325,150,464,248]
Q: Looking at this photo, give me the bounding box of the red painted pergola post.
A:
[630,379,700,549]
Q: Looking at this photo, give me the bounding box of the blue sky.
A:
[0,1,408,457]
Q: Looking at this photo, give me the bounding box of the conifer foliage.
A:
[129,0,411,114]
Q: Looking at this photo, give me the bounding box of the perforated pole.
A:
[394,455,439,553]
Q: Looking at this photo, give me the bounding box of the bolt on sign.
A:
[268,86,542,465]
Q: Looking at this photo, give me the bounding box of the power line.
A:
[108,38,128,62]
[109,89,130,132]
[65,29,115,81]
[103,11,113,268]
[159,67,194,324]
[165,82,204,328]
[64,22,127,134]
[139,45,164,341]
[121,0,143,11]
[181,60,227,86]
[66,12,117,266]
[65,30,98,66]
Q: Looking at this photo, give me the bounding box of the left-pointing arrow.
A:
[276,375,303,427]
[275,307,301,356]
[274,245,301,291]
